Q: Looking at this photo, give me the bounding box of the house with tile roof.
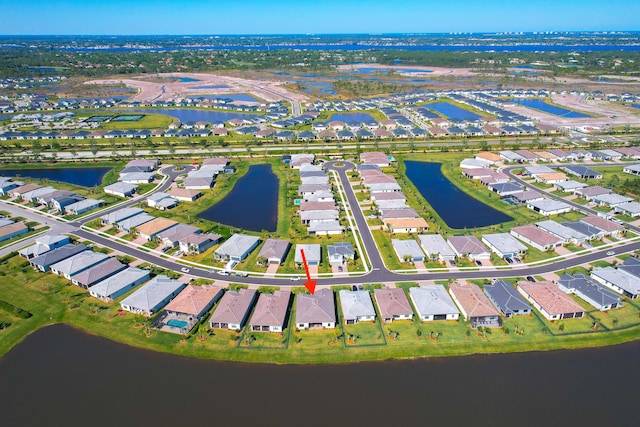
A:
[120,275,186,317]
[209,288,256,330]
[483,281,531,317]
[257,239,291,265]
[249,290,291,332]
[373,287,413,323]
[448,281,501,328]
[50,251,109,280]
[409,285,459,321]
[517,281,585,320]
[214,234,260,262]
[161,285,224,334]
[339,290,376,324]
[89,267,150,302]
[558,274,621,311]
[295,289,336,330]
[70,257,127,289]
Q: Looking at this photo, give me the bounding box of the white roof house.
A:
[64,198,103,215]
[50,251,109,279]
[591,267,640,299]
[418,234,456,261]
[536,220,588,244]
[120,275,186,317]
[104,182,136,198]
[339,290,376,324]
[214,234,260,262]
[307,220,343,235]
[447,236,490,260]
[615,201,640,217]
[294,244,322,266]
[409,285,460,321]
[100,208,145,226]
[392,239,425,263]
[119,172,155,184]
[527,199,573,216]
[18,234,70,259]
[89,267,151,302]
[481,233,528,259]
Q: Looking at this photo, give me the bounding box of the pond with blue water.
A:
[0,167,112,187]
[198,164,278,232]
[178,77,200,82]
[510,99,591,118]
[187,93,259,102]
[404,161,513,229]
[328,113,376,124]
[427,102,483,121]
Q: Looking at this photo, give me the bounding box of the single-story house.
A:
[70,257,127,289]
[295,244,321,266]
[89,267,150,302]
[575,186,611,200]
[615,201,640,217]
[562,221,605,241]
[517,281,586,320]
[408,285,460,321]
[558,274,621,311]
[104,182,137,198]
[249,290,291,333]
[488,182,524,196]
[136,218,178,241]
[623,164,640,176]
[384,217,429,234]
[18,234,70,259]
[392,239,425,263]
[418,234,456,262]
[536,220,588,245]
[579,216,625,237]
[117,213,155,233]
[510,224,563,252]
[618,257,640,280]
[592,193,633,208]
[257,239,291,265]
[327,242,355,266]
[0,222,28,242]
[449,281,501,328]
[147,192,178,211]
[214,234,260,262]
[295,288,336,330]
[527,199,572,216]
[481,233,527,259]
[159,224,200,247]
[118,172,155,184]
[591,267,640,299]
[29,244,87,272]
[50,251,109,280]
[8,183,41,198]
[120,275,186,317]
[483,281,532,317]
[447,236,490,261]
[554,180,587,192]
[162,285,224,334]
[209,288,257,330]
[167,187,202,202]
[373,287,413,323]
[507,190,545,204]
[307,220,343,235]
[535,172,568,184]
[339,289,376,324]
[64,198,103,216]
[178,233,222,255]
[561,165,602,179]
[101,208,145,226]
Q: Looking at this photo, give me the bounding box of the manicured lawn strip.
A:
[371,229,404,270]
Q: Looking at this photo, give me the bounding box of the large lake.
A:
[0,167,111,187]
[329,112,376,124]
[198,163,278,232]
[0,324,638,427]
[405,161,513,229]
[510,99,590,118]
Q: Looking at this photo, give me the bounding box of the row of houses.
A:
[0,176,102,215]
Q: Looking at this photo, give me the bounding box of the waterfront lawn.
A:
[292,327,343,350]
[240,330,288,349]
[342,321,385,346]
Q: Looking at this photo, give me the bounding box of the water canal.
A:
[198,163,278,232]
[0,324,637,427]
[0,166,111,187]
[510,99,590,118]
[404,161,513,229]
[427,102,483,120]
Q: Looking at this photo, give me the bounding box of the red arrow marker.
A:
[300,248,316,295]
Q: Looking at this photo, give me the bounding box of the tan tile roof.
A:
[517,281,584,316]
[475,151,503,161]
[580,216,624,233]
[165,284,222,316]
[209,288,256,325]
[537,172,567,182]
[0,222,27,238]
[374,287,412,318]
[449,281,500,318]
[385,217,429,230]
[250,290,291,328]
[136,217,177,236]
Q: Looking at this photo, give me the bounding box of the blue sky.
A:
[1,0,638,35]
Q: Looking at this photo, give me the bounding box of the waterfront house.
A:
[162,284,224,333]
[119,172,155,184]
[481,233,527,259]
[448,281,501,328]
[483,281,531,317]
[392,239,425,263]
[21,186,55,203]
[104,182,137,198]
[408,285,459,321]
[447,236,490,261]
[257,239,291,265]
[214,234,260,262]
[249,290,291,333]
[120,275,186,317]
[418,234,456,262]
[70,257,127,289]
[29,244,87,272]
[50,251,109,280]
[307,220,343,235]
[167,188,202,202]
[209,288,257,330]
[517,281,585,320]
[89,267,150,302]
[374,287,413,323]
[8,183,40,198]
[558,274,621,311]
[591,267,640,299]
[51,194,85,212]
[339,290,376,324]
[295,289,336,330]
[0,180,22,195]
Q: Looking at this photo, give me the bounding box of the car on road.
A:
[180,267,190,273]
[290,276,300,281]
[606,250,615,256]
[526,276,536,282]
[217,270,230,276]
